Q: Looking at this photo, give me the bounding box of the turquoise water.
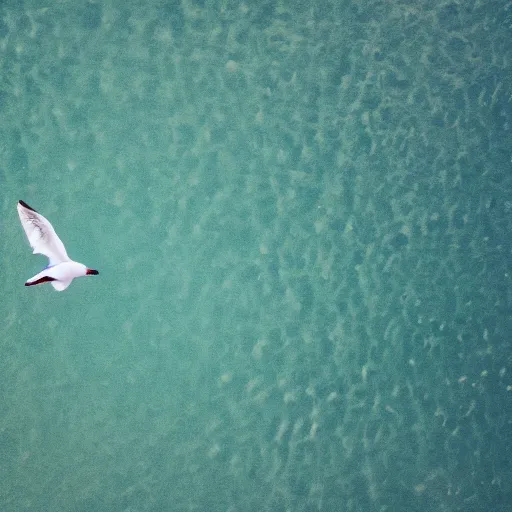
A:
[1,1,511,511]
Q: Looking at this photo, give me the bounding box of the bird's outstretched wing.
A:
[17,200,70,265]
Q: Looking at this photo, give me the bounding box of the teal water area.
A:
[1,1,511,511]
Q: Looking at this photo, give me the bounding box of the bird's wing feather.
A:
[51,279,72,291]
[17,200,70,265]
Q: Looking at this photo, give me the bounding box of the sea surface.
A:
[1,1,511,511]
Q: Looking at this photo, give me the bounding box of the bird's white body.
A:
[17,200,99,291]
[25,261,91,291]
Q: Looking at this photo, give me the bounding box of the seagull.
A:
[17,200,99,291]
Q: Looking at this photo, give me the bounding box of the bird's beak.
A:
[86,268,99,275]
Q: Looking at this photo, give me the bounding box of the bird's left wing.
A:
[17,200,71,265]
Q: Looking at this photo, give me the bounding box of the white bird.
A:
[17,200,99,291]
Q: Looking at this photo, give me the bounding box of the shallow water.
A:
[1,1,511,511]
